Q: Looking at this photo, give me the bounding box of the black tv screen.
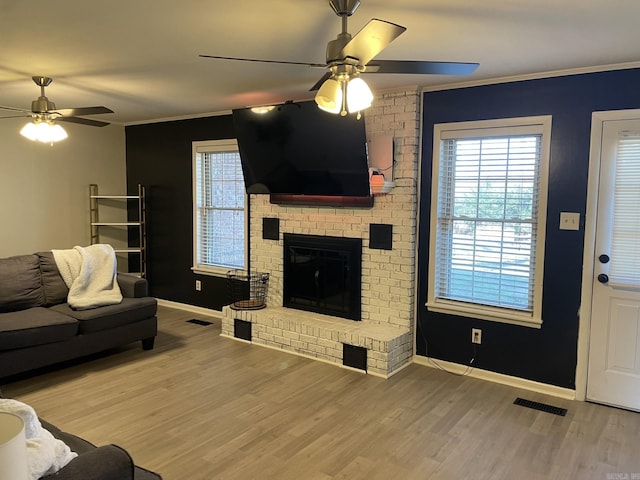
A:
[232,101,370,197]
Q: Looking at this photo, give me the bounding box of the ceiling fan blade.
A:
[0,114,31,120]
[55,106,114,117]
[337,19,406,66]
[58,116,110,127]
[365,60,479,75]
[310,71,333,92]
[0,105,32,114]
[199,54,326,68]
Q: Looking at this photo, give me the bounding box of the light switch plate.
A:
[559,212,580,231]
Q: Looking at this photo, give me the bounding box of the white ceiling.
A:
[1,0,640,126]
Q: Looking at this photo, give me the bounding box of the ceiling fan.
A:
[0,76,113,142]
[200,0,479,116]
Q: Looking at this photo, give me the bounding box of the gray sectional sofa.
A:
[0,252,158,379]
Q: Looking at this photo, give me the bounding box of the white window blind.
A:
[193,140,246,273]
[609,132,640,285]
[428,117,551,327]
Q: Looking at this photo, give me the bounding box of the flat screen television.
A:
[232,101,371,197]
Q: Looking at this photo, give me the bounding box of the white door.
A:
[587,117,640,411]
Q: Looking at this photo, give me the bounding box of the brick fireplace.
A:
[221,87,420,377]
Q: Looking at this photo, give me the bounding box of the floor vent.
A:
[186,319,213,326]
[513,397,567,416]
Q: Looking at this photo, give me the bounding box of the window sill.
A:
[426,300,542,329]
[192,266,241,278]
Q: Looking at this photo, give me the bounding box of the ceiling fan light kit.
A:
[346,77,373,112]
[316,78,343,114]
[1,76,113,144]
[313,0,381,117]
[20,119,68,143]
[315,62,373,117]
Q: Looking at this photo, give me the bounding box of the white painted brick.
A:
[259,333,275,342]
[290,339,307,350]
[235,87,419,374]
[308,344,326,355]
[274,335,291,346]
[317,338,337,349]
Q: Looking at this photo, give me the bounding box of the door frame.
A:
[575,108,640,401]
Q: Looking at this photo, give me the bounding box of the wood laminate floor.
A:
[3,306,640,479]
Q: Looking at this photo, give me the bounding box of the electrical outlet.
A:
[472,328,482,344]
[195,280,201,291]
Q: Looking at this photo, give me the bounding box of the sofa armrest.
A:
[117,274,148,298]
[43,444,135,480]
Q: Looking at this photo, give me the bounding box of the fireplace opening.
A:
[283,234,361,321]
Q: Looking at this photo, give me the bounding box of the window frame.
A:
[192,139,248,277]
[427,116,552,328]
[607,131,640,287]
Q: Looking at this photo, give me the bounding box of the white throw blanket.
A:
[0,399,77,480]
[52,244,123,310]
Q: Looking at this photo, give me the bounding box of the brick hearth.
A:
[221,306,413,377]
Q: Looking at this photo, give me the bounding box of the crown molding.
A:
[423,61,640,93]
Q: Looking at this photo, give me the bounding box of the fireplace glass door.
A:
[283,234,362,320]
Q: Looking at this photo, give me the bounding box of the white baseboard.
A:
[220,333,251,345]
[156,299,222,318]
[413,355,576,400]
[386,359,414,378]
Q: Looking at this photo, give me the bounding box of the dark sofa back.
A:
[37,252,69,306]
[0,252,70,313]
[0,254,45,312]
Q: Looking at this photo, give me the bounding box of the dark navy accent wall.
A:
[126,115,236,310]
[419,68,640,389]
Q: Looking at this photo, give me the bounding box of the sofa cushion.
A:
[50,297,158,334]
[0,307,78,350]
[37,251,70,306]
[42,444,135,480]
[0,254,45,313]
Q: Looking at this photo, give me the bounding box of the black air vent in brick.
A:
[369,223,393,250]
[263,217,280,240]
[234,319,252,341]
[186,319,213,326]
[343,344,367,371]
[513,397,567,416]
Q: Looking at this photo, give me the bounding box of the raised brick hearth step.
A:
[221,306,412,378]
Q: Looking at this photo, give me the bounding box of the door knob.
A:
[598,254,610,264]
[597,273,609,284]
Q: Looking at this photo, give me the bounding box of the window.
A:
[610,132,640,285]
[192,139,247,275]
[427,117,551,327]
